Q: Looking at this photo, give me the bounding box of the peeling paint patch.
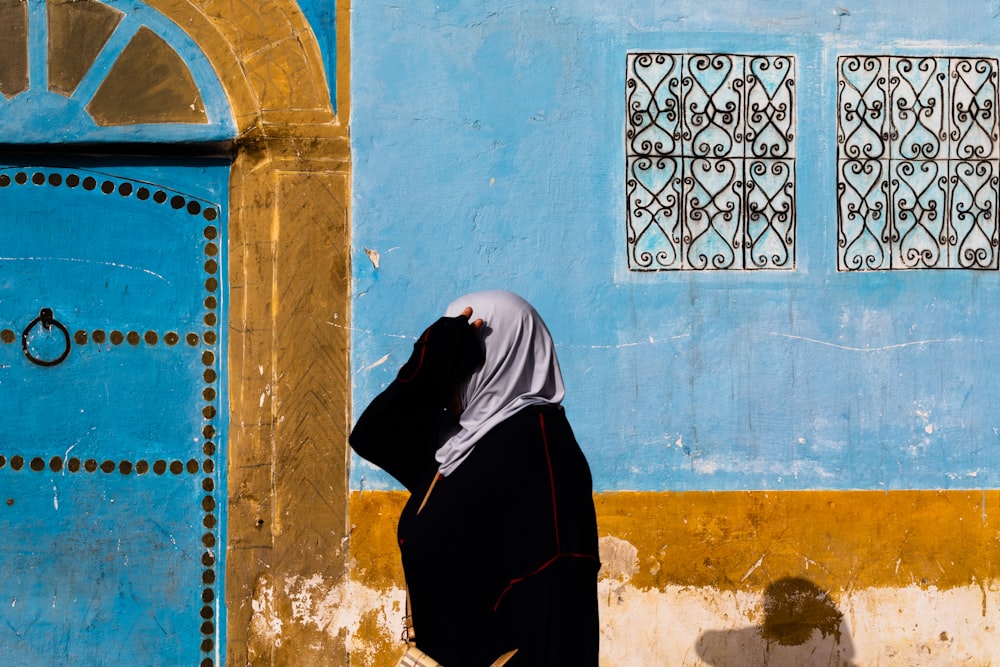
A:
[363,353,392,372]
[596,581,1000,666]
[250,581,283,648]
[284,573,406,657]
[598,536,639,581]
[740,554,766,583]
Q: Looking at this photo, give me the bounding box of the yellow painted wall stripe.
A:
[350,490,1000,592]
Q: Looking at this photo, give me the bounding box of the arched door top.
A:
[0,0,236,143]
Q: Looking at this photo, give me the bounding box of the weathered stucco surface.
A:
[346,2,1000,663]
[108,0,1000,662]
[347,490,1000,665]
[141,0,353,664]
[597,582,1000,666]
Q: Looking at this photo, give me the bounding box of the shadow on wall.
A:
[696,577,856,667]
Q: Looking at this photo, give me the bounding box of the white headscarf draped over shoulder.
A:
[436,290,565,476]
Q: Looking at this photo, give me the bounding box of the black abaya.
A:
[350,315,600,666]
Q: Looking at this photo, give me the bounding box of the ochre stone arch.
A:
[148,0,349,130]
[144,1,351,664]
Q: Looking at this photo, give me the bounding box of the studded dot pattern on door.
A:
[0,161,227,667]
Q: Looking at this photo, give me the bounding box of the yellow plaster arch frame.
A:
[144,1,352,664]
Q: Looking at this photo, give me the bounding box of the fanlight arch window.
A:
[0,0,235,143]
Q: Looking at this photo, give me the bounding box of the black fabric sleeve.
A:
[349,314,484,491]
[349,380,444,491]
[395,314,485,396]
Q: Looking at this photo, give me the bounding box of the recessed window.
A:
[626,53,796,271]
[837,56,1000,270]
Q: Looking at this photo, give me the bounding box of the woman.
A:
[350,290,600,666]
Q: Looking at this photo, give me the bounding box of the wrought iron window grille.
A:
[626,53,796,271]
[837,56,1000,270]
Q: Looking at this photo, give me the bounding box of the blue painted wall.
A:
[351,1,1000,492]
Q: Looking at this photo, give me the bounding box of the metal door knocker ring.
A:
[22,308,71,367]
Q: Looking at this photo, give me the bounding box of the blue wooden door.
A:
[0,159,227,666]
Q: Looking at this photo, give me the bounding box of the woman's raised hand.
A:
[459,306,485,331]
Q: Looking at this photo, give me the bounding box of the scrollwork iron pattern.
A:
[838,56,1000,270]
[626,53,796,270]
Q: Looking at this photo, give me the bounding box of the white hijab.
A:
[435,290,565,476]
